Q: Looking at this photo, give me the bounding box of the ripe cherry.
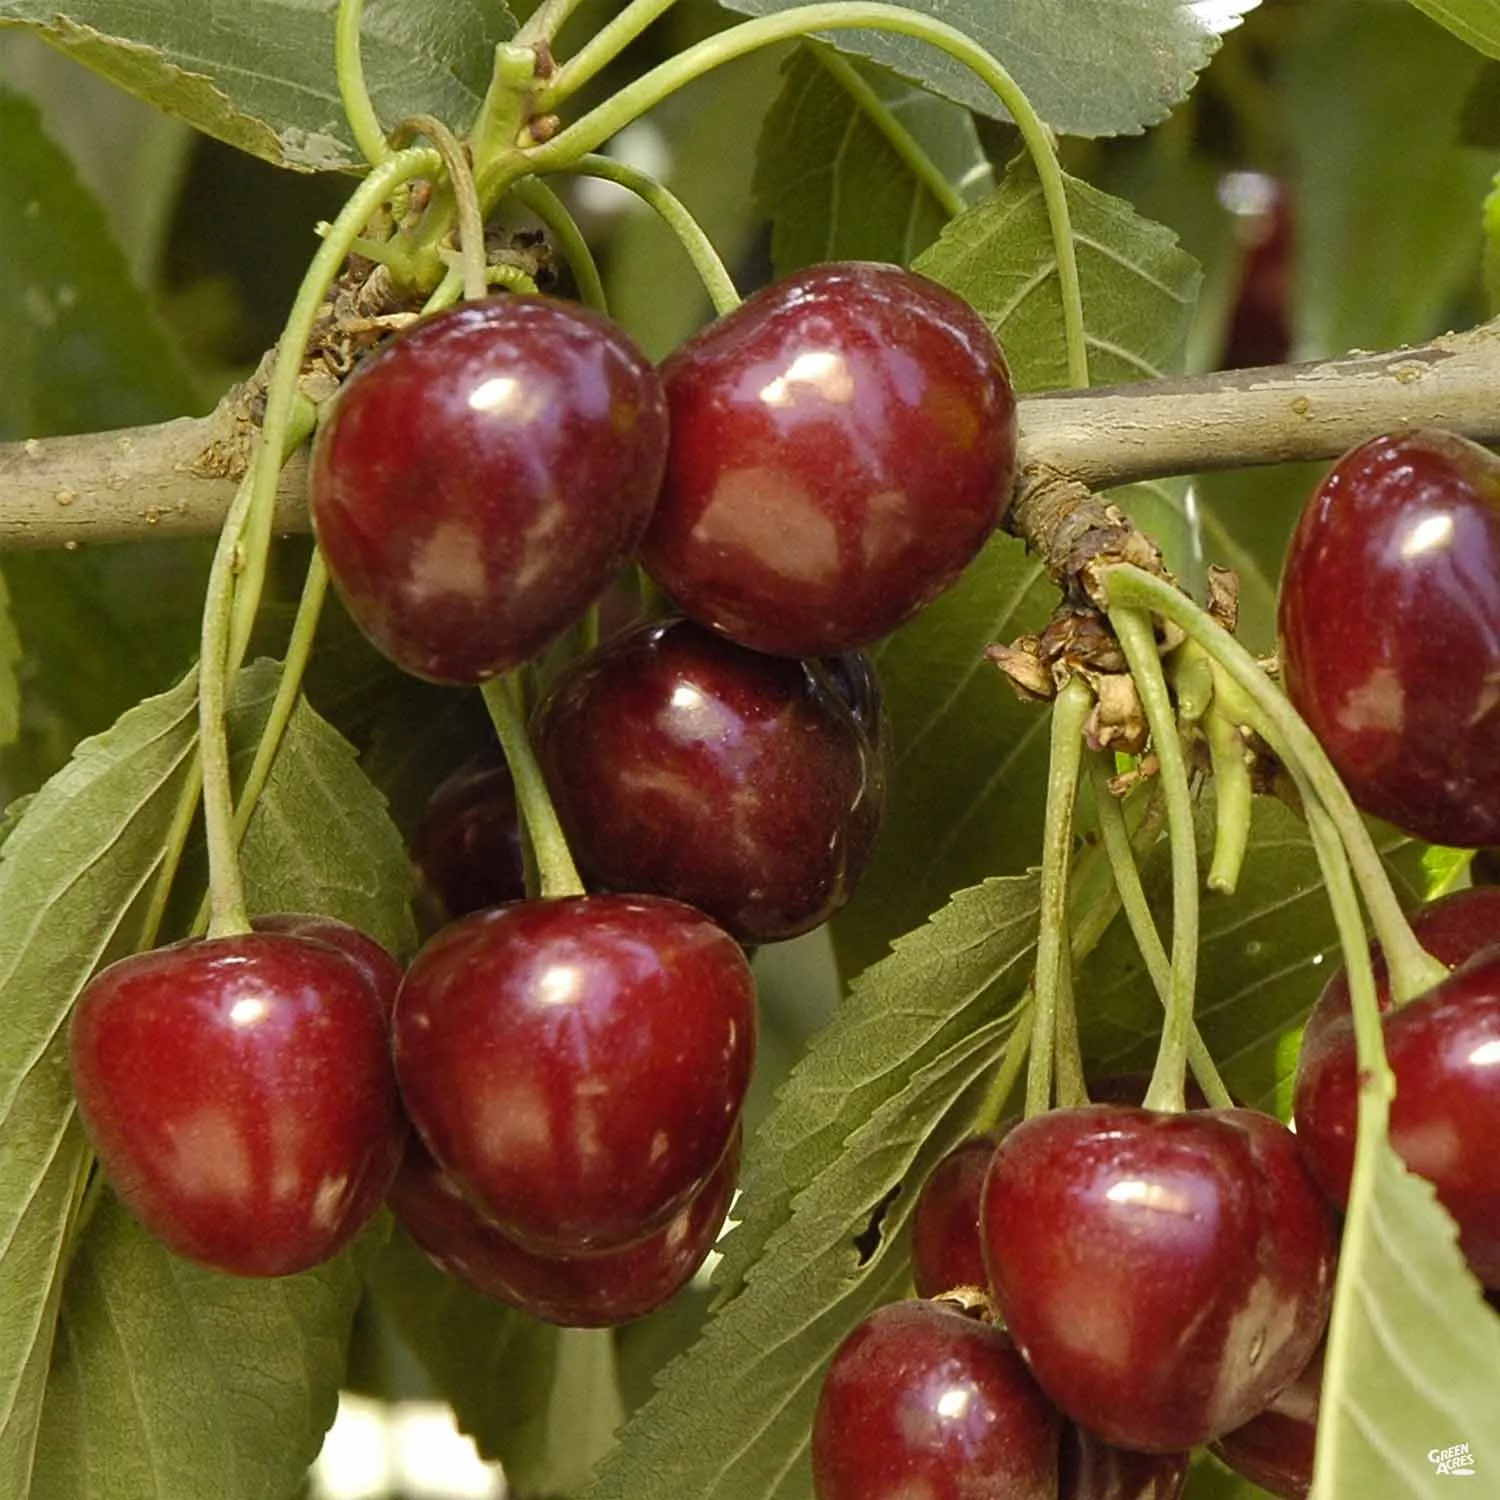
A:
[811,1300,1059,1500]
[1295,944,1500,1286]
[69,929,404,1276]
[909,1136,994,1300]
[644,261,1018,657]
[1210,1340,1323,1500]
[389,1131,738,1327]
[1277,428,1500,847]
[392,894,756,1253]
[411,749,528,924]
[981,1104,1335,1451]
[251,911,405,1015]
[309,296,668,684]
[1059,1424,1190,1500]
[533,617,886,943]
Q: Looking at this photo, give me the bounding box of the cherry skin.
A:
[1277,428,1500,847]
[250,911,405,1016]
[411,750,528,925]
[1210,1340,1323,1500]
[980,1104,1336,1451]
[69,930,405,1276]
[389,1130,738,1327]
[1059,1424,1190,1500]
[534,617,887,943]
[392,894,756,1253]
[643,261,1018,657]
[811,1300,1059,1500]
[1295,944,1500,1286]
[309,295,668,684]
[909,1136,995,1300]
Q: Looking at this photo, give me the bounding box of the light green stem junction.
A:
[553,155,741,315]
[335,0,391,167]
[1102,564,1449,1006]
[1109,606,1200,1114]
[524,2,1088,388]
[1024,676,1093,1118]
[480,675,584,899]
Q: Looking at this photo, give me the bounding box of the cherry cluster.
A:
[814,880,1500,1500]
[65,262,1017,1325]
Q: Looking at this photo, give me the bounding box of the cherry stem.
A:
[524,2,1089,388]
[1052,956,1087,1108]
[1202,663,1254,895]
[334,0,391,167]
[392,115,489,303]
[553,155,742,315]
[515,0,598,47]
[227,146,440,677]
[509,177,609,313]
[480,673,585,899]
[1085,752,1234,1110]
[537,0,683,110]
[137,750,206,951]
[1109,605,1199,1115]
[971,1011,1033,1137]
[1102,563,1449,1006]
[809,43,967,219]
[1024,675,1093,1118]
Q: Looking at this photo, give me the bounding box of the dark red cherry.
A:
[981,1104,1335,1451]
[411,749,528,924]
[534,617,886,943]
[251,911,404,1016]
[391,894,756,1253]
[910,1136,995,1300]
[644,261,1018,657]
[1059,1423,1190,1500]
[389,1130,738,1327]
[1475,848,1500,885]
[1210,1340,1323,1500]
[1220,176,1293,371]
[1277,428,1500,847]
[811,1300,1059,1500]
[309,295,668,684]
[1295,944,1500,1286]
[69,931,404,1276]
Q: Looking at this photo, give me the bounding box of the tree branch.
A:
[4,323,1500,550]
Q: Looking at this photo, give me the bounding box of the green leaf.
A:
[1312,1139,1500,1495]
[0,82,197,439]
[831,161,1201,979]
[0,674,200,1500]
[583,876,1038,1500]
[30,1198,373,1500]
[754,44,989,276]
[717,0,1256,138]
[366,1229,623,1496]
[1406,0,1500,58]
[1284,2,1492,358]
[0,0,516,172]
[0,566,19,748]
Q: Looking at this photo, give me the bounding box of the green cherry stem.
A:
[1052,956,1087,1109]
[552,155,742,315]
[1109,605,1199,1115]
[227,146,440,676]
[393,115,489,303]
[1085,752,1233,1110]
[810,43,967,219]
[1202,663,1255,895]
[1102,563,1449,1006]
[509,176,609,312]
[971,1009,1033,1138]
[1024,675,1093,1118]
[334,0,391,167]
[137,747,205,951]
[515,0,598,47]
[525,2,1088,387]
[480,673,585,899]
[537,0,684,110]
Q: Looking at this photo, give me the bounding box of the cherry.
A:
[1295,944,1500,1286]
[643,261,1018,657]
[981,1104,1335,1451]
[910,1136,995,1300]
[1059,1424,1190,1500]
[389,1130,738,1327]
[391,894,756,1253]
[1277,428,1500,848]
[811,1300,1059,1500]
[1210,1340,1323,1500]
[309,295,668,684]
[533,617,886,943]
[411,749,528,924]
[1220,177,1293,371]
[69,930,404,1276]
[251,911,405,1015]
